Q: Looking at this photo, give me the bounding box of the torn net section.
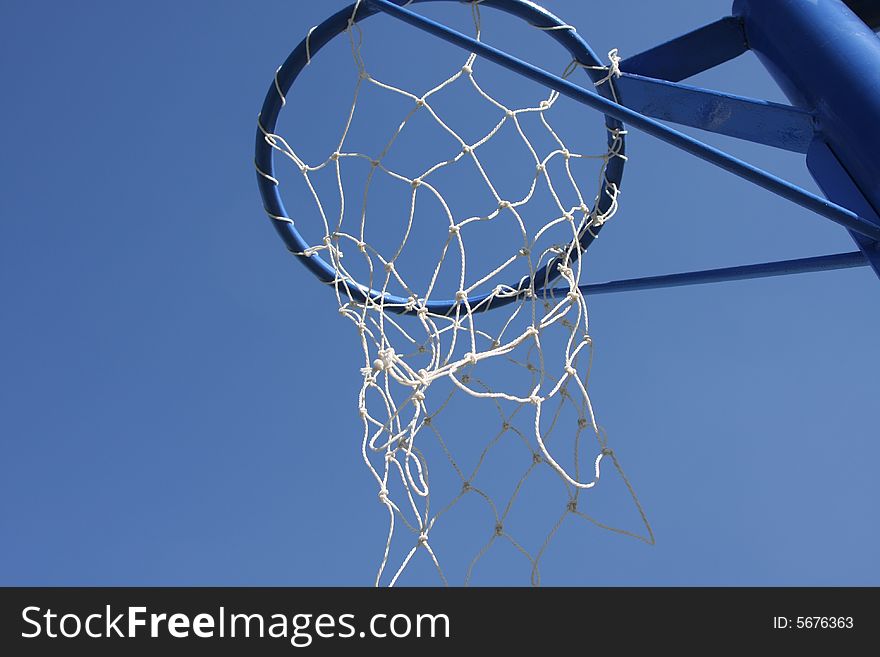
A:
[262,3,653,585]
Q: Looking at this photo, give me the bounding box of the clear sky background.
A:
[1,0,878,586]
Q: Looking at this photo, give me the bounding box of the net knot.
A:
[461,481,472,493]
[564,365,578,377]
[566,499,578,512]
[378,488,389,503]
[494,523,504,537]
[606,48,622,78]
[461,144,472,154]
[536,163,545,173]
[563,211,574,222]
[357,241,367,252]
[528,393,543,405]
[384,261,395,273]
[415,97,426,108]
[373,348,396,372]
[455,290,468,303]
[418,531,429,545]
[498,200,511,210]
[448,224,460,236]
[463,352,477,365]
[577,418,589,429]
[413,390,425,402]
[525,326,540,338]
[411,178,422,189]
[532,452,542,464]
[601,447,614,457]
[330,151,340,161]
[461,64,472,75]
[566,291,579,303]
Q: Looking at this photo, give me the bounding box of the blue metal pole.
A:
[734,0,880,278]
[734,0,880,209]
[368,0,880,243]
[620,17,748,83]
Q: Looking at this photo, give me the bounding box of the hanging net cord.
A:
[259,3,653,586]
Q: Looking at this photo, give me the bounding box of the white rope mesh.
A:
[264,2,653,586]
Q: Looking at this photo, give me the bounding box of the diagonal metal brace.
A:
[578,251,868,296]
[366,0,880,243]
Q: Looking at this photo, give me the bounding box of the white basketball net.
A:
[262,1,653,585]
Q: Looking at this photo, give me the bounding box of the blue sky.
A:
[1,0,878,586]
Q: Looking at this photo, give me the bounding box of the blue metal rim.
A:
[255,0,626,315]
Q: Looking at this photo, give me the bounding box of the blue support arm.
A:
[620,16,747,82]
[615,73,815,153]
